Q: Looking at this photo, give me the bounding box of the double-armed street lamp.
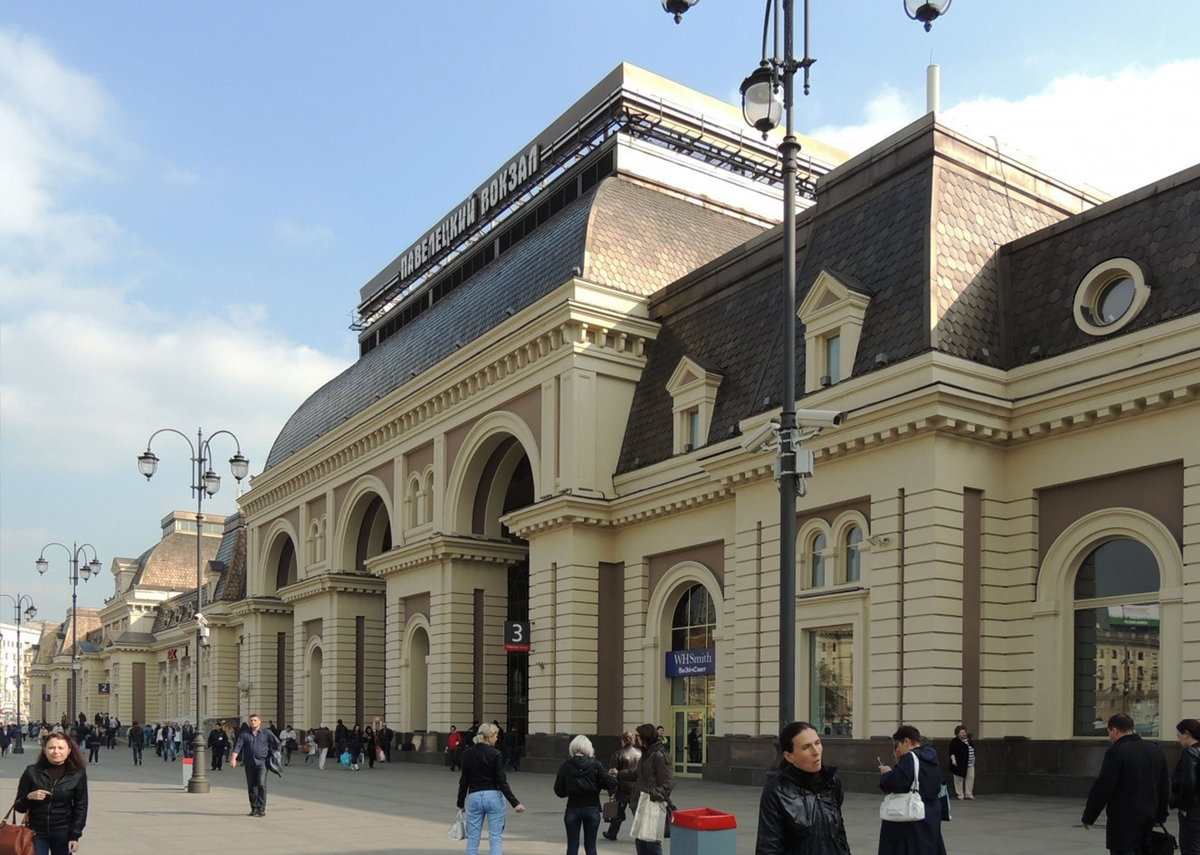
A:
[138,427,249,794]
[0,593,37,753]
[665,0,951,733]
[35,543,101,730]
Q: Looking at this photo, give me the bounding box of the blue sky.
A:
[2,1,1198,625]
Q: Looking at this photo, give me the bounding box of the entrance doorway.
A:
[308,647,323,727]
[670,706,711,776]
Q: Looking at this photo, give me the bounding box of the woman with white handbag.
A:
[876,725,947,855]
[616,723,674,855]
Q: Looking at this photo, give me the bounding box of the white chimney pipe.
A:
[927,63,941,114]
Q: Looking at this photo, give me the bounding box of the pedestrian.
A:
[603,731,641,841]
[554,734,616,855]
[448,725,464,771]
[877,724,947,855]
[161,722,177,761]
[335,718,348,746]
[616,723,674,855]
[129,720,144,765]
[14,731,89,855]
[379,722,394,762]
[181,721,195,758]
[345,724,364,771]
[1172,718,1200,855]
[755,720,851,855]
[947,725,977,800]
[314,722,333,770]
[363,726,378,769]
[1082,713,1169,855]
[230,714,282,817]
[457,721,526,855]
[209,722,231,771]
[85,726,101,765]
[304,730,318,766]
[281,724,297,766]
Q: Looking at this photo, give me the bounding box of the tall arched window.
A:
[810,534,827,587]
[844,526,863,583]
[1072,538,1161,736]
[670,584,716,775]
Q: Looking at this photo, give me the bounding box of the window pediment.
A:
[798,269,872,392]
[666,356,722,454]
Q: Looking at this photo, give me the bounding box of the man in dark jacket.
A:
[230,714,282,817]
[208,723,231,771]
[756,721,850,855]
[1082,713,1170,855]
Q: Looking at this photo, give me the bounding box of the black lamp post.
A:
[35,544,100,731]
[137,427,249,794]
[668,0,949,737]
[1,594,37,753]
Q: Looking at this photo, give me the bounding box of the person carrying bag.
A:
[0,802,34,855]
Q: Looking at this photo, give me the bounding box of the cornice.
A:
[368,534,529,578]
[273,573,385,606]
[242,279,659,519]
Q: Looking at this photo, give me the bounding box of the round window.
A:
[1095,276,1136,325]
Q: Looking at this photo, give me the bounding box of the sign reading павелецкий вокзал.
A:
[666,648,715,677]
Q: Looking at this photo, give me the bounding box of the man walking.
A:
[230,714,282,817]
[209,722,231,771]
[314,722,333,770]
[1082,713,1169,855]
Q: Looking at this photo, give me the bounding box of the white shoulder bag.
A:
[879,751,925,822]
[447,808,467,841]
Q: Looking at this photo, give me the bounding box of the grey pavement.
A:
[0,747,1122,855]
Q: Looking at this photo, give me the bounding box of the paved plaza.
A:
[0,745,1122,855]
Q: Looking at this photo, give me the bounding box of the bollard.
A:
[670,807,737,855]
[182,756,192,789]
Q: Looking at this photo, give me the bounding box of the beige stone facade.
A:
[54,67,1199,793]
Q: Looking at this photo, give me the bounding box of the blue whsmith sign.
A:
[666,648,716,677]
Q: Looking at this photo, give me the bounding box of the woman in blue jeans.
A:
[457,722,526,855]
[554,735,618,855]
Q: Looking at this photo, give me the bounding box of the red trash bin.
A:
[671,808,737,855]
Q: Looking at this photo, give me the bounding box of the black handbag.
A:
[602,797,620,822]
[1149,822,1178,855]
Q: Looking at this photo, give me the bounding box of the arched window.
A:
[1072,538,1160,737]
[669,584,717,774]
[810,534,827,587]
[844,526,863,583]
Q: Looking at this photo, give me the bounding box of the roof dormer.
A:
[798,268,872,393]
[666,356,723,454]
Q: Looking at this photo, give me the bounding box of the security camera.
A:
[740,420,780,454]
[794,409,845,428]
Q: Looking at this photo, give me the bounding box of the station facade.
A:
[42,64,1199,793]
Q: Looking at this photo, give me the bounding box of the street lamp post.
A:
[0,594,37,753]
[668,0,949,736]
[137,427,249,795]
[35,544,100,731]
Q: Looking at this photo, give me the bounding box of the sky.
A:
[2,1,1198,627]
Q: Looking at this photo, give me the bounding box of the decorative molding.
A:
[366,534,528,579]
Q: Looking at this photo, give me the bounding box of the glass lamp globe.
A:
[740,64,782,137]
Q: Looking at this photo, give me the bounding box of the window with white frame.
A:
[666,356,722,455]
[798,269,871,394]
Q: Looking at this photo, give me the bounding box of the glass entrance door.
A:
[671,706,710,776]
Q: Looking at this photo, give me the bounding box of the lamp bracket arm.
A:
[144,427,197,460]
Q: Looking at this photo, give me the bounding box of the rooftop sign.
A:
[359,144,540,304]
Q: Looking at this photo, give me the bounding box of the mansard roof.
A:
[265,176,762,471]
[130,529,221,592]
[618,118,1198,473]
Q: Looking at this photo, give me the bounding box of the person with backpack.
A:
[554,735,617,855]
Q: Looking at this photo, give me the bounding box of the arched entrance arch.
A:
[307,641,324,728]
[261,521,300,595]
[335,477,394,573]
[643,562,726,776]
[443,412,540,537]
[1032,508,1183,738]
[403,618,431,731]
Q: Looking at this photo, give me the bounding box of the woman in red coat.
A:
[447,725,464,771]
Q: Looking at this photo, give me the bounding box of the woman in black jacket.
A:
[456,722,526,855]
[554,734,617,855]
[14,732,89,855]
[877,725,947,855]
[1173,718,1200,855]
[616,723,674,855]
[947,725,976,800]
[755,721,851,855]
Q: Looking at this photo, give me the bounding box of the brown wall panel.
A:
[648,541,725,603]
[597,562,625,735]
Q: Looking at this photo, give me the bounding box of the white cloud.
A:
[0,27,346,614]
[274,218,336,251]
[811,59,1200,196]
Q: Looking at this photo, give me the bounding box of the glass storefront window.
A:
[1072,539,1161,737]
[809,626,853,737]
[670,584,715,774]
